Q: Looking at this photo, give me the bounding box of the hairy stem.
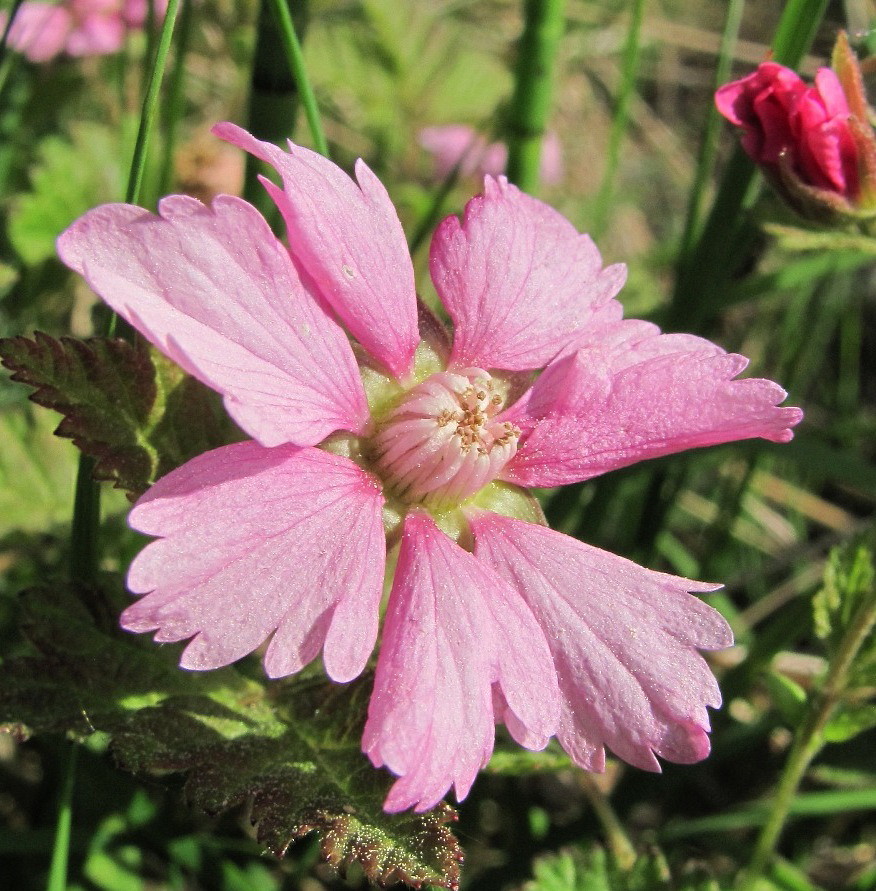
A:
[739,596,876,888]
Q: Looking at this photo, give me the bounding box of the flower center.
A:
[370,369,520,508]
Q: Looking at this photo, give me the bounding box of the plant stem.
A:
[158,0,194,195]
[591,0,646,236]
[46,744,78,891]
[677,0,744,260]
[505,0,566,192]
[579,773,637,871]
[739,596,876,889]
[667,0,828,334]
[69,0,181,585]
[0,0,25,64]
[265,0,326,156]
[125,0,182,209]
[242,0,309,227]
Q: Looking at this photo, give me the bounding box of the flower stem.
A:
[667,0,829,334]
[0,0,25,64]
[264,0,326,156]
[69,0,181,584]
[579,773,637,871]
[242,0,310,227]
[591,0,646,237]
[505,0,566,193]
[46,743,78,891]
[738,595,876,889]
[158,0,194,195]
[125,0,182,209]
[676,0,744,261]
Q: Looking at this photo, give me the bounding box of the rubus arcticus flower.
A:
[57,123,802,813]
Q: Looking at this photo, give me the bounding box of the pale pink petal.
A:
[813,68,850,118]
[539,131,564,185]
[121,0,167,27]
[502,330,803,487]
[419,125,489,178]
[429,176,626,371]
[57,195,369,448]
[65,16,126,56]
[1,4,72,62]
[362,511,559,812]
[213,122,418,379]
[123,442,385,682]
[469,511,733,772]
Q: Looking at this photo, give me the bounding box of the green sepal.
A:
[0,333,240,498]
[0,582,462,889]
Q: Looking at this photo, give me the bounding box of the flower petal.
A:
[65,17,125,56]
[57,195,369,447]
[1,4,72,61]
[429,176,626,371]
[362,511,558,812]
[502,328,803,487]
[213,122,419,379]
[469,511,733,772]
[122,441,385,683]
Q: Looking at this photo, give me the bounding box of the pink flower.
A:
[715,61,860,198]
[420,124,564,185]
[0,0,166,62]
[57,123,802,812]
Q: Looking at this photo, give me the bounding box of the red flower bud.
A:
[716,61,860,201]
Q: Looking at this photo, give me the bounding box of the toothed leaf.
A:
[0,583,462,889]
[0,333,238,497]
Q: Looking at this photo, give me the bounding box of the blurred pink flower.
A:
[0,0,166,62]
[57,124,802,813]
[715,61,859,199]
[420,124,564,185]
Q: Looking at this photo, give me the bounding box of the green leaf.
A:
[0,583,462,889]
[7,120,146,267]
[812,540,876,653]
[523,845,677,891]
[0,333,239,498]
[763,670,808,727]
[0,406,77,536]
[485,745,573,776]
[823,704,876,743]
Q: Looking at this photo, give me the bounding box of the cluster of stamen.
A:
[370,369,520,508]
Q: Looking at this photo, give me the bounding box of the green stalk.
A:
[242,0,309,227]
[158,0,194,195]
[265,0,326,156]
[739,596,876,889]
[0,0,25,63]
[677,0,744,259]
[46,744,78,891]
[0,0,26,106]
[125,0,182,209]
[505,0,567,192]
[591,0,646,236]
[579,774,636,871]
[69,0,182,584]
[667,0,829,334]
